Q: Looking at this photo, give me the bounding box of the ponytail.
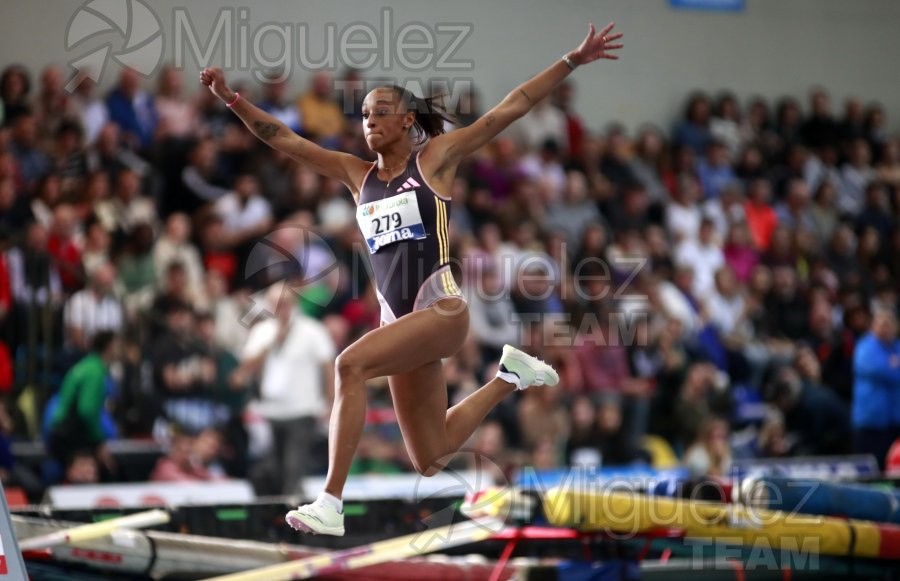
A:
[390,85,454,145]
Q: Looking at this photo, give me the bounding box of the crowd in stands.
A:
[1,59,899,501]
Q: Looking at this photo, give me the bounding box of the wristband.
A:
[562,55,578,70]
[225,92,241,108]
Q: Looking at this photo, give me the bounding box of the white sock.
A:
[317,492,343,513]
[496,369,521,389]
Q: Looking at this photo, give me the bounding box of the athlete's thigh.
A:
[344,299,468,380]
[388,361,449,466]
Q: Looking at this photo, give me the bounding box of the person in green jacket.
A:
[47,330,120,465]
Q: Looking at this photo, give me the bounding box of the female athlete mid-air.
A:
[201,21,622,536]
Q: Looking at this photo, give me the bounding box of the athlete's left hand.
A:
[569,21,623,65]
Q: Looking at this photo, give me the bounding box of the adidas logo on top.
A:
[396,177,421,192]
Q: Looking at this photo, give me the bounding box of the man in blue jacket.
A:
[853,307,900,468]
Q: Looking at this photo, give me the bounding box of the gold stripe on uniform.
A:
[434,196,448,264]
[442,270,452,295]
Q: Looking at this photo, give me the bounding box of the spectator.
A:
[673,92,712,154]
[297,72,345,147]
[241,284,335,495]
[542,169,600,251]
[684,417,732,478]
[179,138,230,212]
[47,204,84,293]
[801,88,839,151]
[153,213,206,304]
[764,361,851,456]
[46,331,119,467]
[69,72,108,145]
[466,265,519,361]
[1,65,32,127]
[553,81,585,159]
[117,223,158,316]
[512,96,567,152]
[838,139,875,216]
[105,68,158,150]
[33,65,74,147]
[674,217,725,298]
[151,428,226,482]
[775,178,815,232]
[258,73,302,134]
[665,174,702,243]
[63,261,122,353]
[9,113,50,191]
[214,173,274,250]
[155,65,200,141]
[95,167,157,236]
[696,141,736,200]
[150,302,228,435]
[852,307,900,466]
[743,178,778,251]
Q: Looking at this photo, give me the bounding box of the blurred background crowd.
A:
[1,60,898,501]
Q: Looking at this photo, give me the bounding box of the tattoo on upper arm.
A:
[518,88,533,104]
[485,114,497,127]
[253,121,280,139]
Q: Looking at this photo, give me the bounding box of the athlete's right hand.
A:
[200,67,236,104]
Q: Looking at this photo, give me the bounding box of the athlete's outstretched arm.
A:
[430,22,622,167]
[200,68,370,194]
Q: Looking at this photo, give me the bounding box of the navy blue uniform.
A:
[356,152,462,323]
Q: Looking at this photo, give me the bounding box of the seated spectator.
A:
[63,261,122,353]
[151,428,226,482]
[775,178,815,232]
[154,65,200,141]
[148,261,200,337]
[1,65,32,127]
[69,72,108,145]
[95,167,157,236]
[683,417,732,478]
[86,122,151,180]
[673,92,712,154]
[465,265,519,361]
[117,223,158,317]
[180,138,230,212]
[696,140,736,200]
[675,217,724,298]
[105,68,157,150]
[214,173,273,250]
[258,73,302,134]
[297,72,345,147]
[63,450,101,485]
[151,302,228,435]
[81,216,111,277]
[765,362,851,457]
[153,213,206,303]
[838,138,875,217]
[542,169,600,251]
[47,203,84,293]
[743,178,777,251]
[510,96,567,152]
[9,112,50,191]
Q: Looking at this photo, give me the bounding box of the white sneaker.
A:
[285,499,345,536]
[498,345,560,390]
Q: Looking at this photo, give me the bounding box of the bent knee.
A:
[335,350,367,384]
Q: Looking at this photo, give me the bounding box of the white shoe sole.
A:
[285,511,345,536]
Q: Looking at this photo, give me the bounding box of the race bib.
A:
[357,191,427,254]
